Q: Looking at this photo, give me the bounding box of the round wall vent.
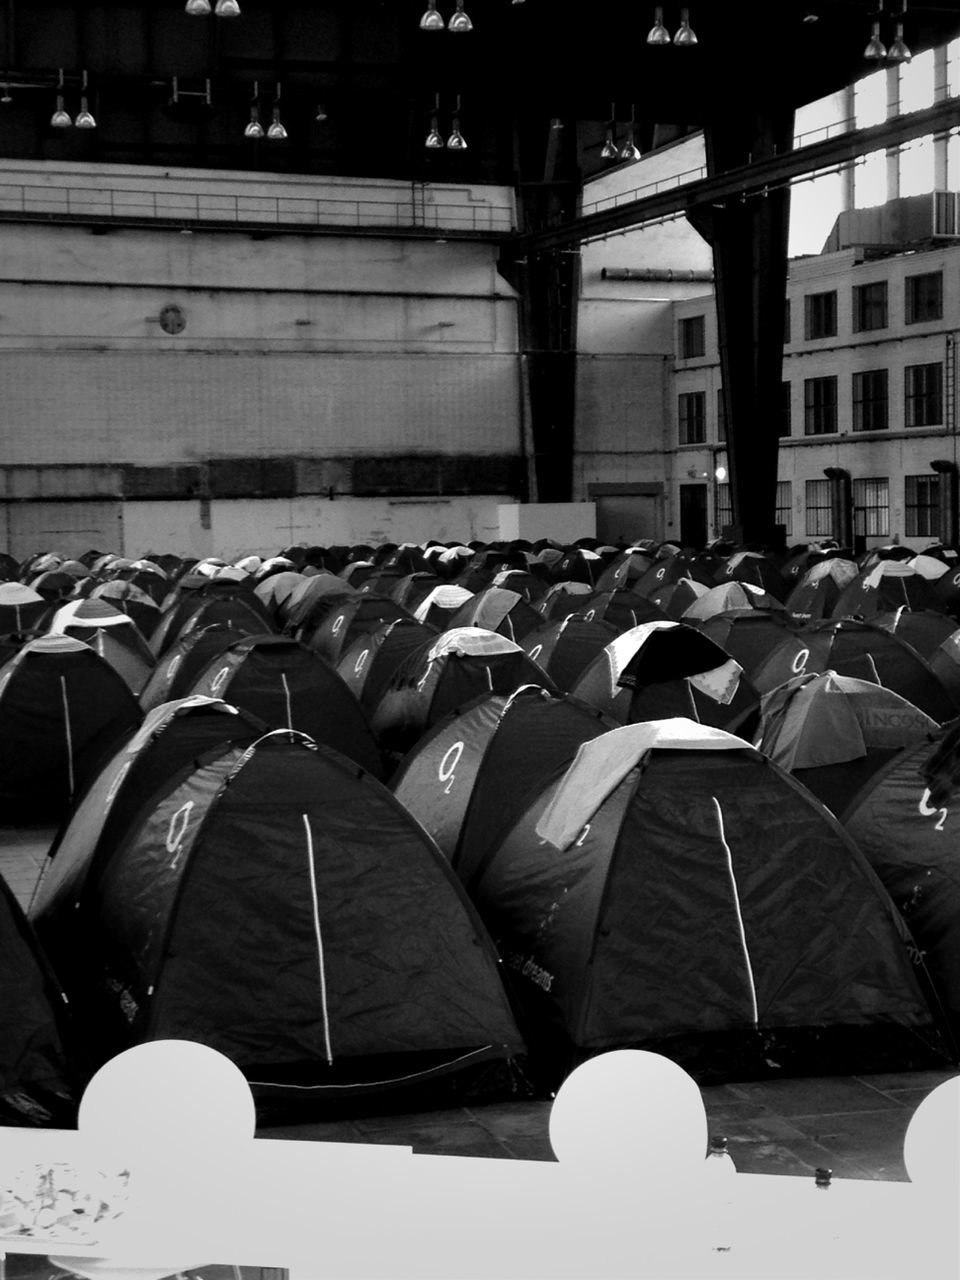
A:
[159,303,187,335]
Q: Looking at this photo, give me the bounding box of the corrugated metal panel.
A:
[3,500,123,559]
[0,351,521,466]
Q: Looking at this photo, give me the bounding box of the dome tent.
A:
[0,635,142,820]
[840,719,960,1040]
[0,872,78,1126]
[390,684,616,869]
[185,634,383,779]
[33,730,526,1112]
[466,718,956,1086]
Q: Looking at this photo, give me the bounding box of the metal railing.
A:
[0,179,516,235]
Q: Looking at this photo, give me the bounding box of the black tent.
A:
[467,718,956,1085]
[840,720,960,1039]
[0,872,78,1126]
[32,730,527,1109]
[138,622,258,712]
[335,617,438,714]
[0,635,142,819]
[185,634,384,778]
[522,615,621,693]
[391,685,616,871]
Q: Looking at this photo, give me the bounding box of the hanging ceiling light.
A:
[601,104,618,160]
[863,20,887,58]
[448,0,474,32]
[267,84,287,140]
[425,93,444,148]
[0,85,12,105]
[50,68,72,128]
[315,102,328,123]
[74,70,96,129]
[185,0,213,14]
[887,21,911,61]
[646,6,671,44]
[214,0,241,14]
[446,95,467,149]
[244,81,264,138]
[619,106,641,162]
[419,0,445,31]
[673,7,698,45]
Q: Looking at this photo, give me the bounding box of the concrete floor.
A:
[4,824,957,1186]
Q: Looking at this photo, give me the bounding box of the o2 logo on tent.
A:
[438,741,464,794]
[791,648,810,676]
[209,665,230,694]
[354,649,369,675]
[918,788,948,831]
[332,615,345,635]
[166,800,195,869]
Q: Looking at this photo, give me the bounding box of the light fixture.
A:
[0,84,11,105]
[619,111,641,162]
[50,69,72,128]
[214,0,241,14]
[315,102,328,123]
[601,103,619,161]
[446,95,467,150]
[448,0,473,33]
[864,20,887,58]
[185,0,212,14]
[646,6,671,44]
[74,70,96,129]
[673,7,698,45]
[888,4,912,62]
[244,81,264,138]
[266,84,287,140]
[420,0,445,31]
[425,93,444,148]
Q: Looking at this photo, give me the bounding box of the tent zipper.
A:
[303,812,334,1064]
[711,795,759,1027]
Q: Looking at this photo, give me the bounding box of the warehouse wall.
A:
[0,162,523,558]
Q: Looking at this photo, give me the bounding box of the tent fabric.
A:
[391,685,615,867]
[682,580,785,621]
[304,593,414,665]
[185,635,384,778]
[149,592,275,660]
[335,618,438,714]
[37,732,526,1105]
[0,636,143,819]
[447,587,543,643]
[0,873,77,1126]
[0,582,49,634]
[468,720,956,1084]
[138,623,255,712]
[535,719,749,850]
[522,616,621,693]
[841,723,960,1036]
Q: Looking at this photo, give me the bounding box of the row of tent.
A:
[3,536,960,1125]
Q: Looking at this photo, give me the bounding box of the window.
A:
[776,481,793,537]
[678,390,706,444]
[780,381,792,438]
[852,369,889,432]
[905,363,943,427]
[805,291,837,340]
[716,387,726,442]
[905,474,940,538]
[906,271,943,324]
[784,299,791,345]
[804,376,838,435]
[715,482,733,534]
[852,477,889,538]
[679,315,706,359]
[805,479,833,537]
[853,281,888,332]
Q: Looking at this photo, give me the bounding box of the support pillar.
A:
[687,106,794,549]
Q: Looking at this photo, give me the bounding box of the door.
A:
[679,484,708,550]
[594,492,663,546]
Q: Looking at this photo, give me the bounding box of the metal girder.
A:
[511,96,960,256]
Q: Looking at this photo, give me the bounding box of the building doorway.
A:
[679,483,708,549]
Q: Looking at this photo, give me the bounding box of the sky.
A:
[789,36,960,256]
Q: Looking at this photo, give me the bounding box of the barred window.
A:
[716,387,726,442]
[905,363,943,427]
[781,381,792,438]
[776,480,793,537]
[715,482,733,534]
[679,315,706,359]
[804,376,838,435]
[852,369,889,432]
[805,479,833,537]
[805,291,837,340]
[853,281,888,332]
[905,474,940,539]
[678,391,706,444]
[905,272,942,324]
[852,477,889,538]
